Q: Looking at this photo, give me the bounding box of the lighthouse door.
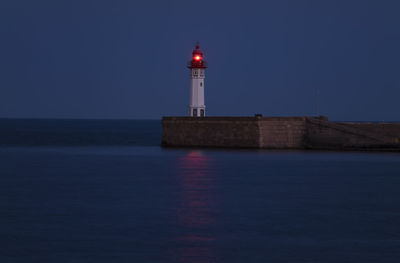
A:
[200,109,204,117]
[193,109,198,117]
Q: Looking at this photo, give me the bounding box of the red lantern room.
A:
[187,43,208,69]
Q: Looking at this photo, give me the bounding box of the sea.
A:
[0,119,400,263]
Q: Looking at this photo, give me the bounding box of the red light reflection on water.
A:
[173,151,217,263]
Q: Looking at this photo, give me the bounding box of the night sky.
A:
[1,0,399,121]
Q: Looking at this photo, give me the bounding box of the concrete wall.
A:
[162,116,308,149]
[305,118,400,150]
[161,116,400,151]
[162,117,260,148]
[340,123,400,144]
[259,117,306,149]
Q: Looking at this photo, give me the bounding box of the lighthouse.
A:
[187,43,208,117]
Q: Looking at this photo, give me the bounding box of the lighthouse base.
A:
[189,106,205,117]
[161,116,400,151]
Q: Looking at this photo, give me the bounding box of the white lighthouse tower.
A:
[188,43,207,117]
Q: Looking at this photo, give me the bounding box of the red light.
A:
[194,55,201,61]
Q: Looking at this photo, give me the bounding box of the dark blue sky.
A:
[1,0,399,120]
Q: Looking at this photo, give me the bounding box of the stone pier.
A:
[161,116,400,151]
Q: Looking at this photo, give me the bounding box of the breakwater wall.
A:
[161,116,400,150]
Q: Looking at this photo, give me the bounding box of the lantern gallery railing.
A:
[187,60,208,69]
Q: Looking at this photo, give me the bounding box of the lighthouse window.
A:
[193,109,198,117]
[200,82,202,87]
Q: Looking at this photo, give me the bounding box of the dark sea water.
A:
[1,119,400,263]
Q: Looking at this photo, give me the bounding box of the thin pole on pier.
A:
[317,88,320,116]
